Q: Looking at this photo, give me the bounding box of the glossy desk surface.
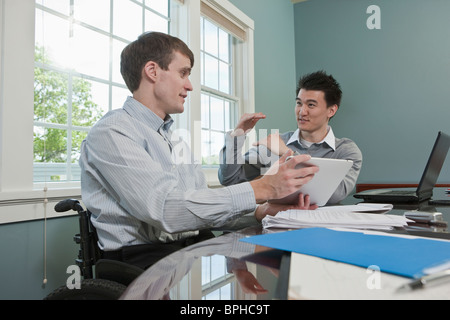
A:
[120,188,450,300]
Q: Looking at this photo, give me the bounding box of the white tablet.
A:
[268,157,353,206]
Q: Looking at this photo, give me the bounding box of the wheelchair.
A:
[44,199,144,300]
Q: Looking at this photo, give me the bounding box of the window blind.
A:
[200,1,246,41]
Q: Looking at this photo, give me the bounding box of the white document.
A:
[262,203,412,230]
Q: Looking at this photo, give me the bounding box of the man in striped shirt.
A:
[79,32,318,269]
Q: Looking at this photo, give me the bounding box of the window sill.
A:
[0,186,81,224]
[0,185,80,202]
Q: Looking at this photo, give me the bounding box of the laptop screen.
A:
[417,131,450,194]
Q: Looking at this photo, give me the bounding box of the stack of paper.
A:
[262,204,412,230]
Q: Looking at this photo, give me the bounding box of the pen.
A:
[397,269,450,292]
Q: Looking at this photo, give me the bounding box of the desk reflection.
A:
[120,227,281,300]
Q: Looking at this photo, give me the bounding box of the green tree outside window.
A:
[34,46,103,180]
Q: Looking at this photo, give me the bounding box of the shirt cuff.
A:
[226,182,257,216]
[226,130,247,148]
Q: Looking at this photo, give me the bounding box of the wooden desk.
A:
[120,189,450,301]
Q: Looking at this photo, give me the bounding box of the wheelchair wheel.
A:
[44,279,127,300]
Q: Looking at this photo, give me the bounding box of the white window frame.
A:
[0,0,254,223]
[33,1,171,184]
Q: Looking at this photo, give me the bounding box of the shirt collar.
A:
[286,126,336,151]
[123,96,174,133]
[322,126,336,150]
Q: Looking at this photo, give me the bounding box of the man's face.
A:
[295,89,337,134]
[154,51,193,117]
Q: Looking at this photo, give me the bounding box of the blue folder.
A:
[240,228,450,278]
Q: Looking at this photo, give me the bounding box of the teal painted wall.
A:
[230,0,298,133]
[0,216,78,299]
[293,0,450,184]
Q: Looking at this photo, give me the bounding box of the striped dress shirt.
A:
[79,96,256,251]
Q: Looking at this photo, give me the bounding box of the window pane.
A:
[70,163,82,181]
[210,131,224,164]
[202,130,224,166]
[220,283,232,299]
[210,255,226,282]
[34,127,68,164]
[224,100,231,131]
[71,130,88,164]
[112,39,128,85]
[147,0,169,16]
[87,80,110,115]
[204,54,218,90]
[72,24,110,79]
[145,10,169,33]
[34,66,68,125]
[210,97,224,132]
[34,163,68,182]
[201,129,211,164]
[201,94,210,129]
[219,61,230,94]
[112,85,131,109]
[204,19,218,56]
[203,282,232,300]
[71,77,105,126]
[218,29,229,63]
[35,9,70,69]
[74,0,110,32]
[113,0,142,41]
[201,256,211,286]
[204,290,220,300]
[201,255,234,299]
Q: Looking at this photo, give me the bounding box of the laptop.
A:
[354,131,450,203]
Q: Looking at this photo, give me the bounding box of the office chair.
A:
[44,199,144,300]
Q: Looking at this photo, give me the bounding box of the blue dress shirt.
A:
[79,97,256,251]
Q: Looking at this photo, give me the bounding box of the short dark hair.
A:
[296,71,342,107]
[120,32,194,93]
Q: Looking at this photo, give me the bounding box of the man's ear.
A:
[143,61,158,82]
[328,104,338,119]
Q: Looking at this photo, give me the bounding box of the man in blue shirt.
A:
[79,32,318,269]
